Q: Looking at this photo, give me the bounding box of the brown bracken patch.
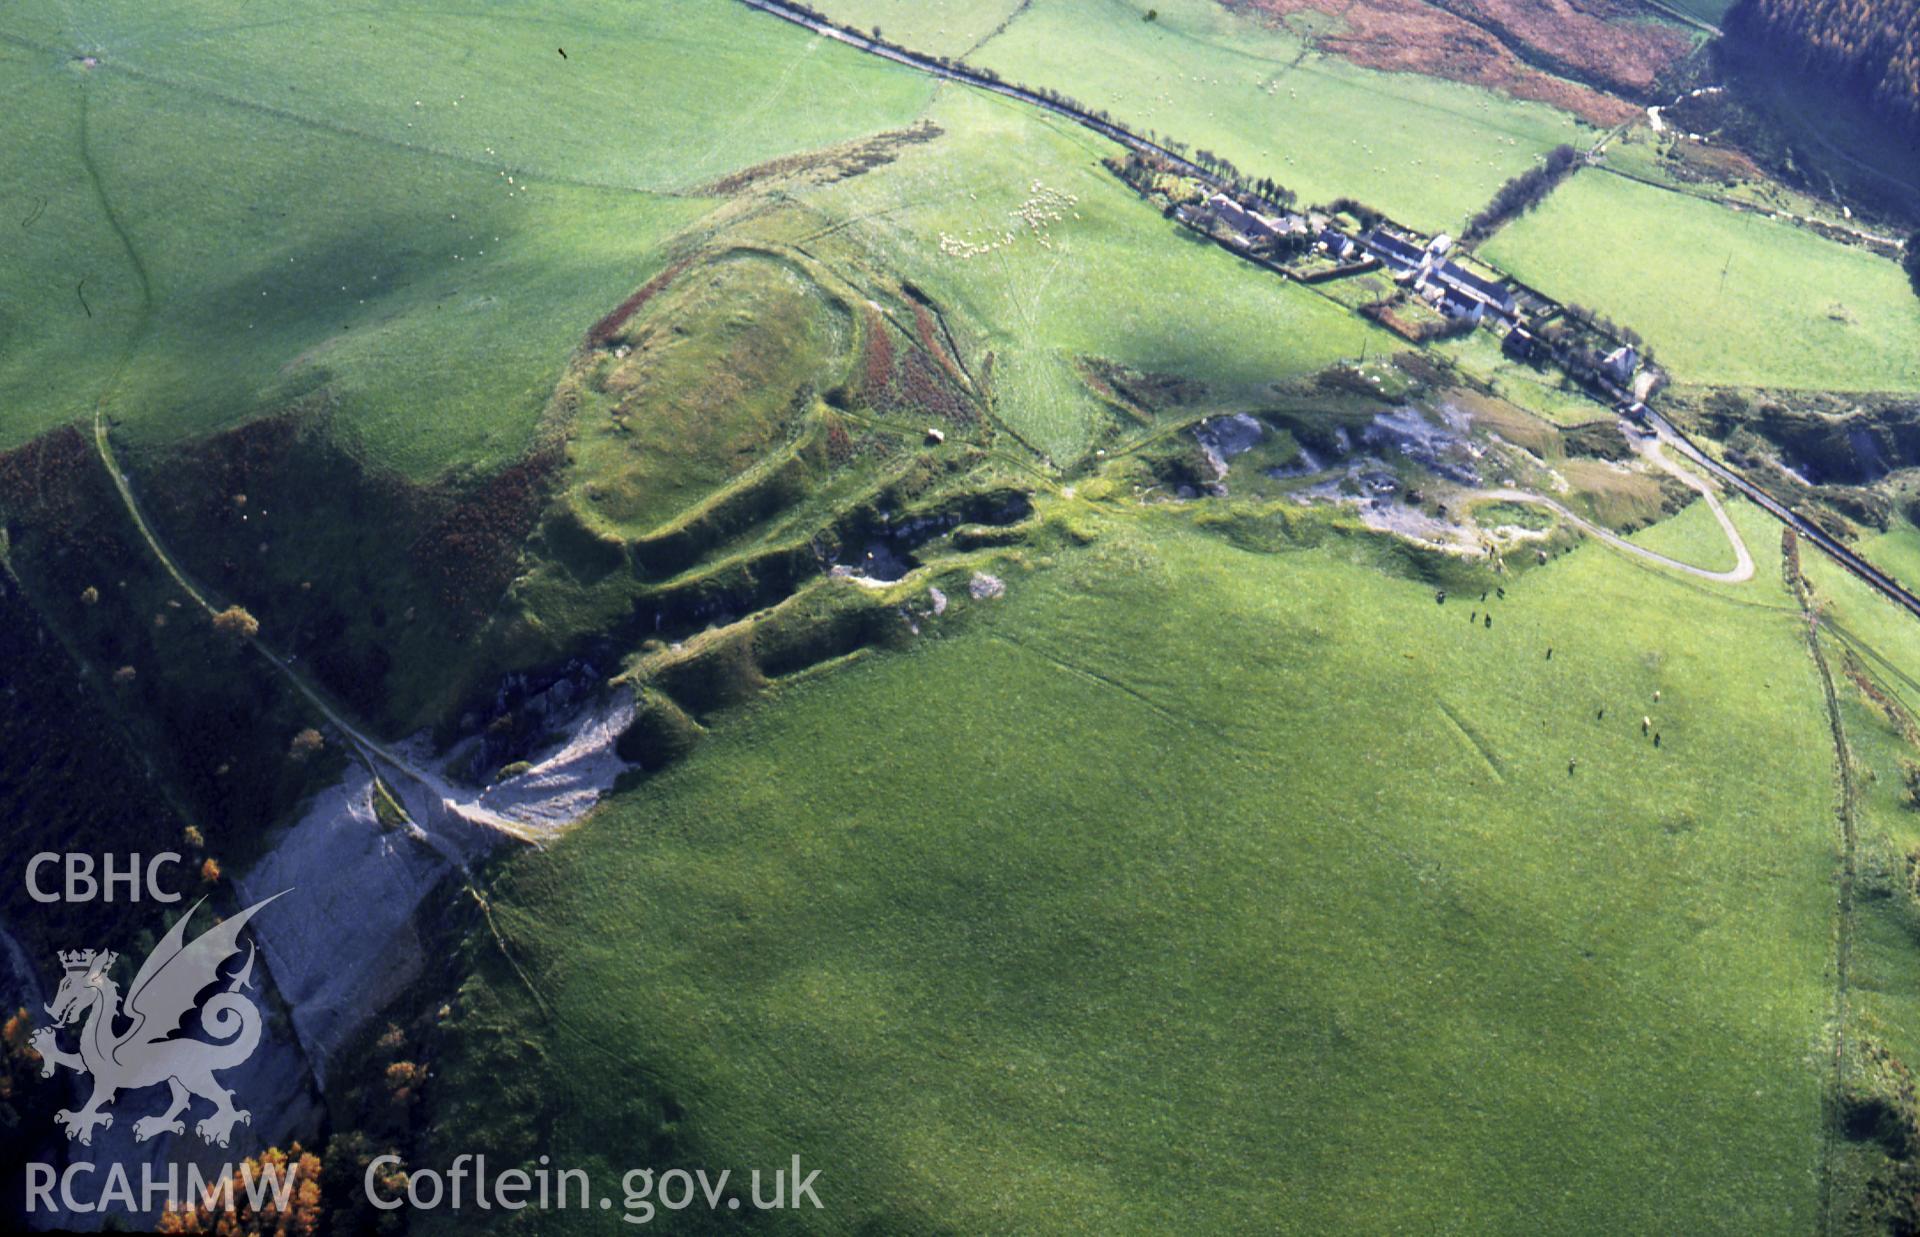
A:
[686,122,944,198]
[587,257,693,348]
[1223,0,1694,127]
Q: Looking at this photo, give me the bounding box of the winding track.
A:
[90,418,541,851]
[737,0,1920,614]
[1643,405,1920,618]
[1477,427,1754,583]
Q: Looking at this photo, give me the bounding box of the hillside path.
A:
[1479,428,1754,583]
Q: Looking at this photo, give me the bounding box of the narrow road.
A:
[735,0,1272,203]
[1479,429,1754,584]
[739,0,1920,620]
[1643,406,1920,619]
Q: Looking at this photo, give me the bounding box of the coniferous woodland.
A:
[1729,0,1920,138]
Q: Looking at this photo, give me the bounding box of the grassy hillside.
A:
[1787,534,1920,1229]
[0,0,934,477]
[960,0,1595,233]
[1482,171,1920,392]
[808,88,1379,463]
[439,503,1840,1232]
[801,0,1032,58]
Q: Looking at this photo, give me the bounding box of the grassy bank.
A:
[440,504,1837,1231]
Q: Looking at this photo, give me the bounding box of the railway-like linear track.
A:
[1645,407,1920,620]
[739,0,1920,622]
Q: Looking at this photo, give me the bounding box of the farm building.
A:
[1602,345,1639,384]
[1359,227,1427,274]
[1431,262,1518,319]
[1439,286,1486,323]
[1502,325,1539,361]
[1316,228,1357,260]
[1206,193,1296,245]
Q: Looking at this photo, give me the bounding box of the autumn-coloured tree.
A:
[156,1143,323,1237]
[79,585,100,606]
[288,729,325,762]
[385,1060,426,1110]
[1,1007,61,1188]
[3,1006,37,1067]
[212,605,259,641]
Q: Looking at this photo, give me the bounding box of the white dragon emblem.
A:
[29,892,286,1148]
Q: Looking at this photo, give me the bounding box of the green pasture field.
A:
[1804,536,1920,725]
[807,88,1379,463]
[1623,491,1740,574]
[1855,519,1920,606]
[801,0,1031,59]
[1482,171,1920,393]
[959,0,1595,234]
[0,0,933,477]
[1792,532,1920,1216]
[50,0,935,197]
[439,503,1840,1232]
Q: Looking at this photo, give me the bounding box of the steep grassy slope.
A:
[806,88,1379,463]
[438,504,1840,1232]
[1483,171,1920,391]
[958,0,1595,233]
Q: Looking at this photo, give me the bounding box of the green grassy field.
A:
[18,0,1920,1225]
[1855,520,1920,605]
[439,501,1840,1231]
[0,0,934,476]
[808,88,1379,463]
[1787,529,1920,1224]
[802,0,1031,59]
[1804,533,1920,727]
[1625,491,1741,574]
[957,0,1594,234]
[1482,171,1920,393]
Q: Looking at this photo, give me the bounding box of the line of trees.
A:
[1325,197,1386,229]
[1560,302,1644,350]
[1905,230,1920,297]
[1463,145,1580,243]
